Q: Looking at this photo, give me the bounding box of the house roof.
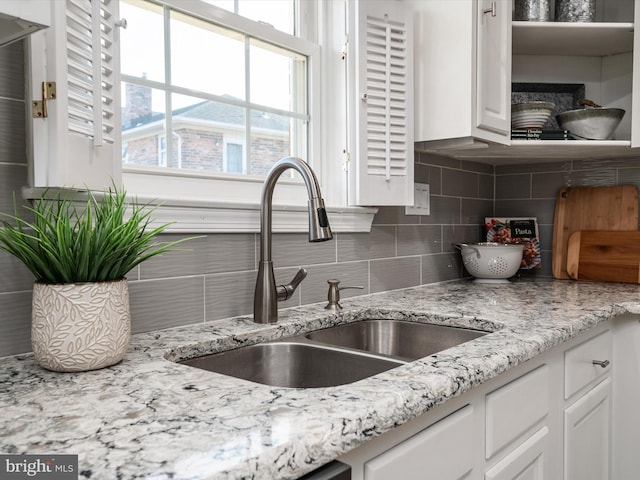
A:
[123,95,290,132]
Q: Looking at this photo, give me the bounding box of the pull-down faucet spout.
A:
[254,157,333,324]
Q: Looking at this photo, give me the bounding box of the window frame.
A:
[119,0,341,224]
[26,0,378,233]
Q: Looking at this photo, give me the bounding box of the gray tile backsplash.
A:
[4,41,640,357]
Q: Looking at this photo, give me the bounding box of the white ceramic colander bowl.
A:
[457,243,524,283]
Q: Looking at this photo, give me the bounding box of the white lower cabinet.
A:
[364,405,474,480]
[485,427,549,480]
[485,365,549,459]
[563,329,613,480]
[564,378,612,480]
[337,318,638,480]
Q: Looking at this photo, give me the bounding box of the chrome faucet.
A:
[254,157,333,324]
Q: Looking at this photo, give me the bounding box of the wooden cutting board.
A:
[566,230,640,283]
[552,185,639,279]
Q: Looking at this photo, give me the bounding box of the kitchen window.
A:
[120,0,308,180]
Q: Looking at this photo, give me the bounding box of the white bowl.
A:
[511,101,555,130]
[556,108,625,140]
[457,243,524,283]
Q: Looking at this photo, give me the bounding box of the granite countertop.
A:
[2,278,640,479]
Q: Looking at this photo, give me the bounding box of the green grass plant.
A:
[0,186,194,284]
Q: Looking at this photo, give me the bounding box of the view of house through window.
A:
[120,0,308,178]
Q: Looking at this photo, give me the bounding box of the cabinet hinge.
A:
[343,150,350,171]
[32,81,57,119]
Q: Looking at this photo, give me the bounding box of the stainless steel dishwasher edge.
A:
[298,460,351,480]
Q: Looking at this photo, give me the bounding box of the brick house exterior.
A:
[122,83,290,174]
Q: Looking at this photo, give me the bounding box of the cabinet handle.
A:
[592,359,610,368]
[483,2,496,17]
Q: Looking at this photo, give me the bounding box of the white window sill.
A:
[128,198,377,233]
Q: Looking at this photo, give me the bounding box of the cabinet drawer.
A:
[564,330,612,399]
[486,365,549,459]
[364,405,474,480]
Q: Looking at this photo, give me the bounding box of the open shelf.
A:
[513,22,634,56]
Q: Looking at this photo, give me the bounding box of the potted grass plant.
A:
[0,186,191,372]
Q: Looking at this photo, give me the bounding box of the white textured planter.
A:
[31,279,131,372]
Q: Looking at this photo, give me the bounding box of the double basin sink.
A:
[179,319,488,388]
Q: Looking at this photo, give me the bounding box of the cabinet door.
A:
[475,0,511,138]
[485,427,548,480]
[364,405,474,480]
[347,0,414,207]
[485,365,549,459]
[564,377,612,480]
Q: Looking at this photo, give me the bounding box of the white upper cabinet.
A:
[346,0,414,207]
[414,0,640,162]
[29,0,122,190]
[412,0,511,149]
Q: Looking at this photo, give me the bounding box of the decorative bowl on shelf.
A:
[511,101,555,129]
[556,108,625,140]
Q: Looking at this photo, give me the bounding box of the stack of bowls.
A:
[511,101,555,130]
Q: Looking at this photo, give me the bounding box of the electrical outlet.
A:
[405,183,430,216]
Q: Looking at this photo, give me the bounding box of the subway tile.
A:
[461,160,493,175]
[422,253,463,283]
[205,270,256,321]
[140,233,255,279]
[0,291,32,356]
[495,161,570,175]
[129,276,204,333]
[0,40,25,99]
[531,172,567,199]
[0,165,29,214]
[414,163,442,195]
[370,257,420,293]
[478,173,494,199]
[564,169,616,187]
[615,168,640,194]
[461,198,494,226]
[372,206,420,225]
[573,157,639,171]
[494,199,556,225]
[495,174,531,199]
[0,252,34,293]
[337,226,396,262]
[442,168,478,197]
[538,224,554,254]
[0,100,27,165]
[442,225,484,253]
[397,224,441,255]
[537,251,553,277]
[420,196,461,225]
[299,261,369,306]
[415,151,461,169]
[270,232,337,267]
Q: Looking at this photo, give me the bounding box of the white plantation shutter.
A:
[30,0,121,190]
[348,0,413,206]
[66,0,116,144]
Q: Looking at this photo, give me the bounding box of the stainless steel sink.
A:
[305,320,487,361]
[178,319,488,388]
[179,341,403,388]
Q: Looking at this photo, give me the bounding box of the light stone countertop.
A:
[2,278,640,479]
